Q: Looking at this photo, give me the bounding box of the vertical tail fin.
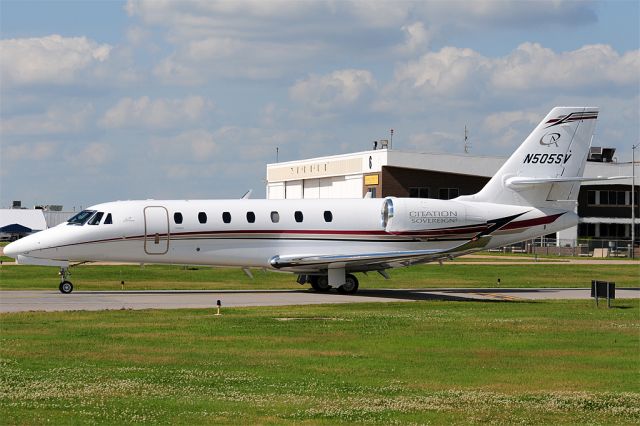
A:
[460,107,599,207]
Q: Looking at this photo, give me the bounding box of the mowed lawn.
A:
[0,300,638,424]
[0,262,638,291]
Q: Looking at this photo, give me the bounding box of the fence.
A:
[490,238,639,258]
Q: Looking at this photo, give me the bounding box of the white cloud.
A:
[0,103,94,135]
[69,143,112,168]
[0,35,112,86]
[483,110,541,134]
[289,69,376,111]
[407,131,458,153]
[395,22,432,55]
[125,0,599,85]
[383,43,640,112]
[391,47,490,97]
[100,96,212,129]
[150,129,218,161]
[491,43,640,90]
[154,38,325,83]
[4,142,56,161]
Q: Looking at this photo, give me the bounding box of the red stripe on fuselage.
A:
[500,213,563,230]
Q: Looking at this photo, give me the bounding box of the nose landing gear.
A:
[59,267,73,294]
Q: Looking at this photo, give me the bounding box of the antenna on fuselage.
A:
[241,189,253,199]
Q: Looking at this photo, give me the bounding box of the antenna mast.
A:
[464,125,471,154]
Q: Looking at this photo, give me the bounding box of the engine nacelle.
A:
[382,197,469,233]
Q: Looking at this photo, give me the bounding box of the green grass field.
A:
[0,262,638,291]
[1,300,638,424]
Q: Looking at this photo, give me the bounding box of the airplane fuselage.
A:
[8,197,576,272]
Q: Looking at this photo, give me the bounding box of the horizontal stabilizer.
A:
[506,175,630,188]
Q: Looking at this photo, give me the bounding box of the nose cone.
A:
[3,232,41,259]
[3,239,24,259]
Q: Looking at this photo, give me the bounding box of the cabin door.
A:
[144,206,169,255]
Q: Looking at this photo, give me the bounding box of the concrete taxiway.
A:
[1,288,638,313]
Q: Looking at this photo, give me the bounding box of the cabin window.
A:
[198,212,207,224]
[324,210,333,222]
[104,213,113,224]
[222,212,231,224]
[246,212,255,223]
[174,212,183,224]
[270,211,280,223]
[294,211,303,223]
[88,212,104,225]
[67,210,96,226]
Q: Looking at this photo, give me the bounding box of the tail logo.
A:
[544,111,598,128]
[539,132,561,147]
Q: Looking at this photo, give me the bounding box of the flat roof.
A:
[267,148,635,185]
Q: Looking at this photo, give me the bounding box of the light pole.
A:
[632,144,638,259]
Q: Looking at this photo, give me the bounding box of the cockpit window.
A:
[104,213,113,224]
[88,212,104,225]
[67,210,96,226]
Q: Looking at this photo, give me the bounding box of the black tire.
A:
[337,274,359,294]
[310,276,331,292]
[59,281,73,294]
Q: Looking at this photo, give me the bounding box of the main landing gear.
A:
[59,267,73,294]
[298,273,360,294]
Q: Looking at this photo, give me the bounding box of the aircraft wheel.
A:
[310,276,330,292]
[59,281,73,294]
[337,274,359,294]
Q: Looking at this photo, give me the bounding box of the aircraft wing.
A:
[269,236,491,273]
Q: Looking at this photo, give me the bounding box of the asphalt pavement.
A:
[1,288,638,313]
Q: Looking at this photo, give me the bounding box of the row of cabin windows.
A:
[173,210,333,225]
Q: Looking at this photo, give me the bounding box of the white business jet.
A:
[4,107,623,294]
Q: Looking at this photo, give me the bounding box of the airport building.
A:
[0,202,74,241]
[266,145,637,255]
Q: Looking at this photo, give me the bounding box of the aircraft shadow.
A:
[352,289,520,303]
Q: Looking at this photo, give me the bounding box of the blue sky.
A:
[1,0,638,209]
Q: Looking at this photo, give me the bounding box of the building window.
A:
[587,190,596,205]
[578,223,596,237]
[222,212,231,223]
[294,211,303,223]
[246,212,255,223]
[198,212,207,224]
[600,223,628,238]
[368,188,377,198]
[270,211,280,223]
[438,188,459,200]
[409,187,429,198]
[324,210,333,222]
[596,190,630,206]
[174,212,183,224]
